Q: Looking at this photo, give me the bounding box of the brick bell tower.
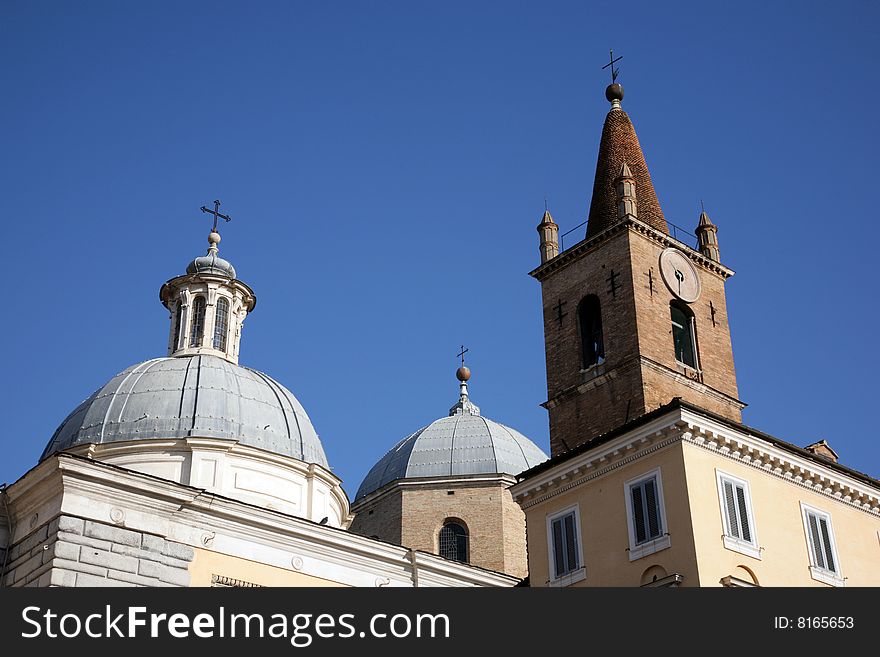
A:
[532,79,744,457]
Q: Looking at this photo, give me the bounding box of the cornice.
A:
[511,406,880,518]
[70,437,352,520]
[529,217,734,282]
[677,408,880,517]
[8,455,517,588]
[351,473,518,511]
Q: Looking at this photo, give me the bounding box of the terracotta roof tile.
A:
[585,108,668,238]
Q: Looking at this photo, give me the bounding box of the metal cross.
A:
[602,49,623,83]
[200,199,232,232]
[645,268,655,296]
[555,299,568,326]
[710,301,718,327]
[606,269,620,298]
[457,345,469,367]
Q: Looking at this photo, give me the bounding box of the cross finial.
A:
[700,199,705,213]
[602,49,623,83]
[457,344,469,368]
[200,199,232,233]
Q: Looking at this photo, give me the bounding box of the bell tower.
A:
[531,80,744,456]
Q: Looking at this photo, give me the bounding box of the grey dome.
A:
[355,394,547,500]
[186,252,236,278]
[41,355,327,468]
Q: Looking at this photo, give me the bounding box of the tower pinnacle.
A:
[537,208,560,263]
[695,206,721,261]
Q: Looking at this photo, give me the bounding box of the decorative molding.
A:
[291,555,304,570]
[211,574,262,588]
[351,472,518,512]
[515,432,681,509]
[642,573,684,588]
[6,454,519,589]
[512,406,880,520]
[109,507,126,525]
[530,217,734,282]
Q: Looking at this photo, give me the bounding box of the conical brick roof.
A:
[585,106,668,239]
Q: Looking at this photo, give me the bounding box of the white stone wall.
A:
[2,515,193,587]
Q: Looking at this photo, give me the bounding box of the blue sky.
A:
[1,1,878,495]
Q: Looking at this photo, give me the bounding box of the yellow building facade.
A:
[511,402,880,587]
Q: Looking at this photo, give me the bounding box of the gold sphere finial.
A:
[456,366,471,382]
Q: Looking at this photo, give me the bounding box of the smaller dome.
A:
[355,376,547,500]
[187,253,236,278]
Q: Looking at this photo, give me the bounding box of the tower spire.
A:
[585,63,668,240]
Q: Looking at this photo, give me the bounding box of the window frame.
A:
[577,294,605,370]
[545,505,585,586]
[438,519,469,564]
[623,468,671,561]
[715,470,761,560]
[213,296,230,352]
[799,502,844,587]
[172,302,184,351]
[670,301,699,370]
[189,295,206,348]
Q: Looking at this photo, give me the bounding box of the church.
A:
[1,75,878,588]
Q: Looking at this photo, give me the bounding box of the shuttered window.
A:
[550,511,580,578]
[630,476,663,544]
[720,477,753,543]
[804,509,837,574]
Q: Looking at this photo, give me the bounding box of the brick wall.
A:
[351,480,528,578]
[537,225,742,456]
[349,488,403,544]
[2,515,194,587]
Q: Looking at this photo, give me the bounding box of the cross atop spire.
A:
[602,49,623,84]
[200,199,232,233]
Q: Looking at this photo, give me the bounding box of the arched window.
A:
[189,296,206,348]
[172,303,183,351]
[438,520,469,563]
[671,302,698,368]
[213,297,229,351]
[578,295,605,369]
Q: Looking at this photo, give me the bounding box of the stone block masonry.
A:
[1,514,194,587]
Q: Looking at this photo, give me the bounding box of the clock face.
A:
[659,248,701,303]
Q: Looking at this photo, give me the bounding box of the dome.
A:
[355,381,547,500]
[186,252,236,278]
[41,354,328,468]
